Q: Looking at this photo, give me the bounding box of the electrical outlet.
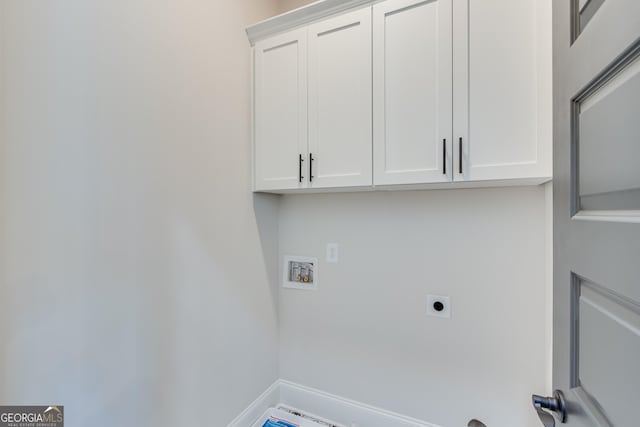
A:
[427,295,451,318]
[326,243,339,263]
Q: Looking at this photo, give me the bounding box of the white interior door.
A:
[536,1,640,426]
[308,8,372,189]
[254,28,308,191]
[453,0,552,182]
[373,0,452,185]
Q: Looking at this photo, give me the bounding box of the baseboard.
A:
[228,379,440,427]
[227,380,280,427]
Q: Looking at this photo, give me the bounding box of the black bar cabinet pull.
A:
[459,137,463,174]
[298,154,304,183]
[442,139,447,175]
[309,153,315,182]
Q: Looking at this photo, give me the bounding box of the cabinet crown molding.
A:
[246,0,375,45]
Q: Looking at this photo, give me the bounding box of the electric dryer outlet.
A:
[427,295,451,318]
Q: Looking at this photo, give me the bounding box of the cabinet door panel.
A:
[453,0,551,182]
[373,0,452,185]
[308,8,372,188]
[254,29,308,191]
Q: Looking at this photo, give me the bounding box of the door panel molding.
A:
[571,39,640,217]
[570,275,640,427]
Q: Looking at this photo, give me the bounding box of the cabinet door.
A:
[373,0,453,185]
[254,28,308,191]
[453,0,552,182]
[308,8,372,189]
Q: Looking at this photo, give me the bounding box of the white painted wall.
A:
[0,1,281,425]
[278,187,548,427]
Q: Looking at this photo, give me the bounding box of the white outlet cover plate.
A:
[326,243,339,263]
[427,294,451,318]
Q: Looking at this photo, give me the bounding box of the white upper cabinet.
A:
[308,8,373,189]
[453,0,552,182]
[247,0,551,192]
[373,0,452,185]
[254,29,308,191]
